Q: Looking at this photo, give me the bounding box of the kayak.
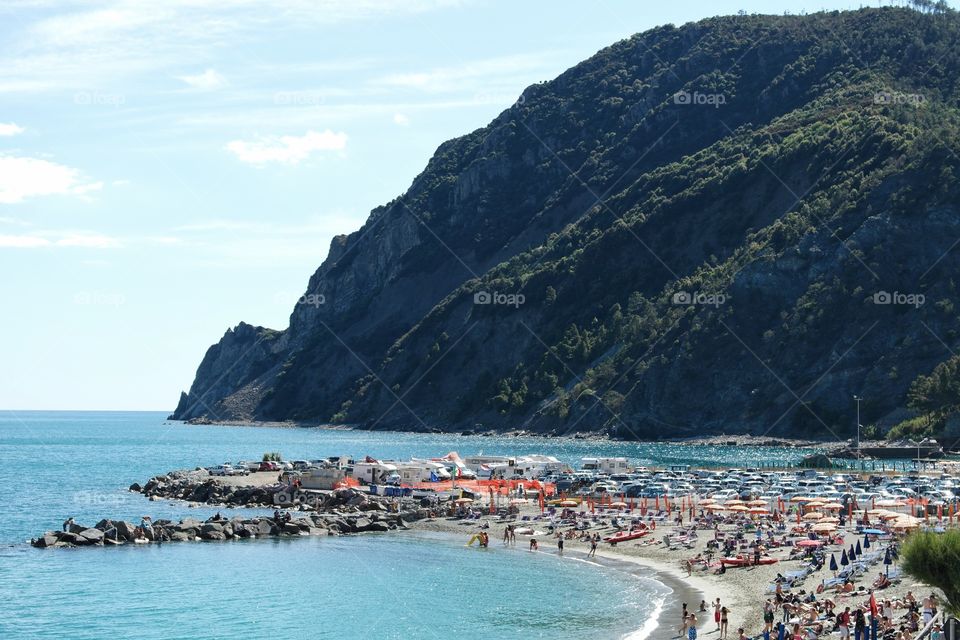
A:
[721,555,778,567]
[604,528,650,544]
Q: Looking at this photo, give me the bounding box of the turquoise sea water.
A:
[0,411,821,639]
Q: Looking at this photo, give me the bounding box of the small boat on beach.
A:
[603,528,650,544]
[720,554,778,567]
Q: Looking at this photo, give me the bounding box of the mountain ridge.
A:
[173,6,960,445]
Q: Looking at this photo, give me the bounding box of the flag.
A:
[869,592,878,618]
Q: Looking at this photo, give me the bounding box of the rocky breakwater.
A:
[133,469,283,508]
[31,487,430,549]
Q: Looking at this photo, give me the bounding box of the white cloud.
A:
[0,234,50,248]
[226,129,347,165]
[0,122,24,136]
[177,68,227,90]
[393,112,410,126]
[0,155,101,204]
[56,234,120,248]
[0,231,121,249]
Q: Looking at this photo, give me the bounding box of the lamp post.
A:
[853,395,862,460]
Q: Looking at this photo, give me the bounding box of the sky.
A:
[0,0,899,411]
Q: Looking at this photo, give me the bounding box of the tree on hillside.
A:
[901,530,960,616]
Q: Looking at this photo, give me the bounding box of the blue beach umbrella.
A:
[840,549,849,566]
[863,534,871,549]
[884,547,892,576]
[849,544,857,559]
[829,554,838,572]
[855,541,862,555]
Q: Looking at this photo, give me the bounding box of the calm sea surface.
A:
[0,411,822,639]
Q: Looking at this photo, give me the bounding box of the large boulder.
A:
[94,519,115,531]
[115,521,138,541]
[200,522,223,534]
[79,528,104,544]
[200,530,226,541]
[58,532,83,545]
[32,533,59,548]
[169,531,192,542]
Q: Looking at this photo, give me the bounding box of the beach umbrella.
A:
[822,502,844,511]
[609,501,628,509]
[749,508,771,515]
[728,505,748,512]
[840,550,849,566]
[796,539,824,548]
[884,547,892,576]
[802,512,823,521]
[829,554,838,572]
[812,523,837,533]
[855,540,862,555]
[559,499,578,507]
[849,544,857,559]
[863,534,871,549]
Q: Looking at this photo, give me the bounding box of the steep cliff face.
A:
[174,7,960,440]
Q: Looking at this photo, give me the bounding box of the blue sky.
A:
[0,0,892,410]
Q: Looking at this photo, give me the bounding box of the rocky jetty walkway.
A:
[31,484,429,548]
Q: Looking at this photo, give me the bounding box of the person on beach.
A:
[687,613,698,640]
[738,627,748,640]
[854,610,866,640]
[714,598,722,631]
[764,600,775,634]
[529,538,538,551]
[588,536,598,558]
[922,594,936,626]
[503,525,510,545]
[838,606,851,639]
[557,537,564,555]
[62,517,75,532]
[679,603,689,637]
[699,600,707,613]
[720,606,730,639]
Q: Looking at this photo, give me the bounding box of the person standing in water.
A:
[687,612,698,640]
[557,537,564,555]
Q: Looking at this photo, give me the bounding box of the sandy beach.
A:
[411,502,936,640]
